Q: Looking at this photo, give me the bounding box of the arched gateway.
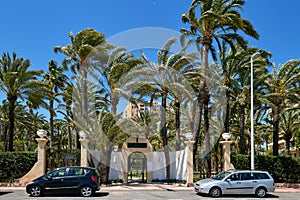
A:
[121,136,153,183]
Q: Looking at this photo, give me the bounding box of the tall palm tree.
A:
[222,46,270,153]
[0,52,44,151]
[261,60,300,156]
[181,0,259,176]
[59,83,77,149]
[44,60,68,148]
[280,106,300,152]
[100,47,144,115]
[54,28,110,115]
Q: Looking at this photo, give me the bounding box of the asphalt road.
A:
[0,189,299,200]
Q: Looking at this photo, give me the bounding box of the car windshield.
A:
[212,171,232,180]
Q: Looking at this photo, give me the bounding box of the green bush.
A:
[0,151,37,182]
[231,153,300,183]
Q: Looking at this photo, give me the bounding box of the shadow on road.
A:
[0,192,12,196]
[197,193,279,198]
[35,191,110,198]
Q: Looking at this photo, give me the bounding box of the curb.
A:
[1,185,300,193]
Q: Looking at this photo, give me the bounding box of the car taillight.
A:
[91,175,98,184]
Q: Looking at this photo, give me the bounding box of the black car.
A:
[26,166,100,197]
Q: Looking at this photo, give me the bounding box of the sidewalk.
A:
[101,183,194,191]
[1,183,300,193]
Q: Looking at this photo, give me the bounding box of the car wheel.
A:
[209,187,222,198]
[255,187,267,198]
[80,186,94,197]
[29,185,42,197]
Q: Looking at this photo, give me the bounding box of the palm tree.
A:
[181,0,259,176]
[100,47,143,115]
[59,83,77,149]
[44,60,68,148]
[54,28,110,115]
[222,46,270,154]
[132,111,152,139]
[261,60,300,156]
[280,107,300,152]
[0,52,44,151]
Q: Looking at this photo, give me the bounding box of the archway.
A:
[121,136,153,183]
[128,152,147,183]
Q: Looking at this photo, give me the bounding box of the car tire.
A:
[29,185,43,197]
[255,187,267,198]
[80,186,94,197]
[209,187,222,198]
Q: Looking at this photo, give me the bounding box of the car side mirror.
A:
[226,178,231,182]
[47,176,53,180]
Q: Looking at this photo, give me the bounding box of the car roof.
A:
[54,166,95,170]
[226,169,269,173]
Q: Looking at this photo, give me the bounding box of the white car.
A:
[194,170,275,198]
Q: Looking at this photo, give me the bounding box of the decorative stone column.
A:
[19,130,48,185]
[220,133,235,171]
[185,138,195,187]
[36,138,48,174]
[79,138,90,167]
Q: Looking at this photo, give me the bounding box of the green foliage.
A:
[294,131,300,150]
[231,154,300,183]
[0,151,37,182]
[46,149,80,171]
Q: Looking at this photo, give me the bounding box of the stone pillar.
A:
[79,139,89,167]
[19,138,48,184]
[36,138,48,174]
[185,140,195,186]
[220,140,235,171]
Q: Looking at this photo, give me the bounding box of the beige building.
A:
[122,101,161,119]
[267,133,299,157]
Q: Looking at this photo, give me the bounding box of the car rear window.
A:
[67,167,92,176]
[254,172,270,179]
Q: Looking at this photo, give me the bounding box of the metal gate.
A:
[128,152,147,183]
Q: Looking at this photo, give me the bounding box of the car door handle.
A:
[237,182,241,184]
[252,181,257,183]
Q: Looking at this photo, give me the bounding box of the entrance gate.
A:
[128,152,147,183]
[122,136,153,183]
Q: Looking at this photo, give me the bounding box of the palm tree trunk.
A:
[202,44,210,176]
[50,99,54,148]
[285,132,292,152]
[204,88,211,177]
[193,90,203,171]
[99,145,113,183]
[161,87,170,181]
[6,97,16,151]
[81,66,88,115]
[223,91,230,133]
[273,106,280,156]
[68,125,72,149]
[111,92,119,115]
[239,105,246,154]
[175,98,181,151]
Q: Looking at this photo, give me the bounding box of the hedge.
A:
[0,152,37,182]
[231,153,300,183]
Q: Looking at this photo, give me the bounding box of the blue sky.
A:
[0,0,299,74]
